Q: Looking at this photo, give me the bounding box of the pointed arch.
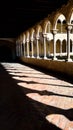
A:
[54,14,66,33]
[30,28,35,40]
[43,19,52,33]
[35,25,43,37]
[25,31,30,41]
[67,7,73,23]
[22,34,25,44]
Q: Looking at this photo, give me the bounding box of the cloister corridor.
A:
[0,60,73,130]
[0,0,73,129]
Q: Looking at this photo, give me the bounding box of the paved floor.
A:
[1,62,73,130]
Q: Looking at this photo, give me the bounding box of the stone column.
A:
[52,29,57,60]
[36,36,39,58]
[20,42,23,56]
[66,24,72,61]
[43,33,47,59]
[26,39,30,58]
[60,41,62,56]
[31,38,34,58]
[61,22,62,33]
[23,43,25,57]
[23,37,25,57]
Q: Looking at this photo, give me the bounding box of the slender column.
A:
[31,38,34,58]
[26,39,30,57]
[66,24,72,61]
[43,33,47,59]
[60,41,62,56]
[52,29,57,60]
[20,42,22,56]
[23,37,25,57]
[24,43,25,57]
[36,36,39,58]
[61,22,62,33]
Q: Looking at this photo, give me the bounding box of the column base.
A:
[37,56,40,59]
[44,56,47,59]
[27,56,30,58]
[53,57,57,60]
[31,56,34,58]
[66,58,72,62]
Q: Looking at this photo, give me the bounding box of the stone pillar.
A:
[23,43,25,57]
[20,42,23,56]
[60,41,62,56]
[66,24,72,61]
[31,38,34,58]
[26,39,30,58]
[43,33,47,59]
[23,37,25,57]
[36,36,40,58]
[61,22,62,33]
[52,29,57,60]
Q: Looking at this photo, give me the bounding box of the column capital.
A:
[36,36,40,40]
[26,39,29,42]
[42,33,47,38]
[51,29,58,35]
[67,23,72,31]
[30,38,34,42]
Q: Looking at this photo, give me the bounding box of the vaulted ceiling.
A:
[0,0,68,38]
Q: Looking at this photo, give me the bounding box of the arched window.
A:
[46,22,51,33]
[56,14,66,33]
[62,20,66,33]
[57,20,61,33]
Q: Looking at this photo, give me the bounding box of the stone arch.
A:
[69,11,73,33]
[35,24,42,37]
[22,34,25,44]
[55,14,66,33]
[29,28,35,56]
[43,19,52,33]
[53,12,62,29]
[30,28,35,40]
[35,24,43,57]
[25,31,30,57]
[25,31,30,41]
[67,7,73,23]
[53,12,66,30]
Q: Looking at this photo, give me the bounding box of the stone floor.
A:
[1,62,73,130]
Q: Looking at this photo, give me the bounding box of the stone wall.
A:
[20,57,73,77]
